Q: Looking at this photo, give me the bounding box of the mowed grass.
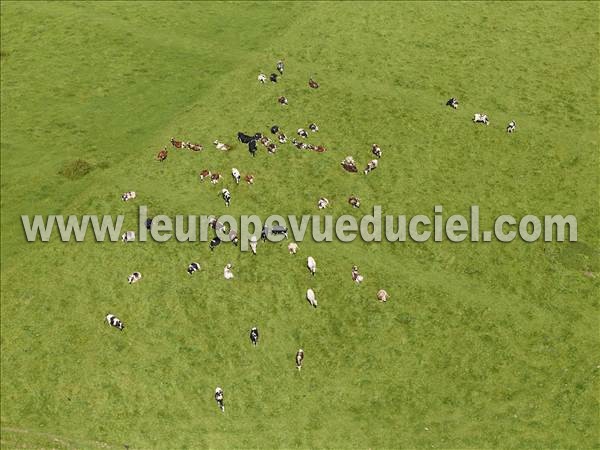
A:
[1,2,599,449]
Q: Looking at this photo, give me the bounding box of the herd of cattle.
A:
[108,59,518,413]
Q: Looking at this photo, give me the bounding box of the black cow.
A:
[270,73,278,83]
[238,132,254,144]
[209,236,221,251]
[261,225,288,241]
[270,125,279,134]
[248,139,257,157]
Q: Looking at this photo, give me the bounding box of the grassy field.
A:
[1,1,599,449]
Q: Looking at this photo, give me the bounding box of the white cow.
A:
[215,387,225,412]
[473,113,489,125]
[307,256,317,276]
[352,265,364,284]
[288,242,299,254]
[377,289,390,302]
[296,349,304,370]
[258,73,267,84]
[128,272,142,284]
[224,263,234,280]
[364,159,378,174]
[250,235,258,255]
[306,288,318,308]
[231,168,241,184]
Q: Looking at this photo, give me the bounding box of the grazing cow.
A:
[105,314,124,331]
[258,73,267,84]
[209,217,227,233]
[309,123,319,132]
[296,349,304,370]
[307,256,316,276]
[231,168,241,184]
[209,236,221,251]
[314,145,326,153]
[278,96,288,105]
[267,142,277,154]
[229,229,239,246]
[223,263,234,280]
[145,218,153,231]
[364,159,378,174]
[156,148,168,162]
[507,120,516,133]
[278,133,287,143]
[341,156,358,173]
[238,132,255,144]
[473,113,489,125]
[377,289,390,303]
[261,225,288,241]
[249,235,258,255]
[270,73,278,83]
[128,272,142,284]
[170,137,185,149]
[186,142,203,151]
[288,242,299,254]
[306,288,318,308]
[372,144,382,158]
[297,128,308,138]
[221,188,231,207]
[348,196,361,208]
[318,197,330,210]
[187,262,201,275]
[446,97,459,109]
[248,139,257,157]
[250,327,259,346]
[215,387,225,412]
[210,173,222,185]
[121,191,136,201]
[351,265,364,284]
[276,60,284,74]
[245,174,255,184]
[199,169,211,181]
[122,231,135,243]
[213,140,231,151]
[271,125,279,134]
[308,78,319,89]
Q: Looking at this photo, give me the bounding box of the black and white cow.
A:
[297,128,308,138]
[221,188,231,207]
[278,133,287,143]
[309,123,319,132]
[105,314,124,331]
[271,125,279,134]
[121,231,135,243]
[128,272,142,284]
[231,168,241,184]
[209,236,221,251]
[121,191,136,202]
[187,262,201,275]
[473,113,489,125]
[507,120,516,133]
[372,144,382,158]
[364,159,378,174]
[261,225,288,241]
[250,327,259,346]
[258,73,267,84]
[215,387,225,412]
[270,73,278,83]
[229,229,239,246]
[446,97,459,109]
[296,349,304,370]
[276,60,284,75]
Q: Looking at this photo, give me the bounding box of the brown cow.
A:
[245,174,255,185]
[308,78,319,89]
[199,169,211,181]
[170,137,185,149]
[210,173,222,184]
[278,96,288,105]
[186,143,203,152]
[156,148,168,162]
[348,196,361,208]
